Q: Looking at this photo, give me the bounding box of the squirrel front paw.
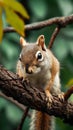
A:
[58,92,64,102]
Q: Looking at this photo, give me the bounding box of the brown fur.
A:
[45,54,60,92]
[17,35,61,130]
[35,111,52,130]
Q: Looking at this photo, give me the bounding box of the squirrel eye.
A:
[19,54,21,61]
[35,51,43,61]
[19,57,21,61]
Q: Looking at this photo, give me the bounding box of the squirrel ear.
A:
[20,37,27,47]
[37,35,46,51]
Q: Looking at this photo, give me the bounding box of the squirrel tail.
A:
[30,110,54,130]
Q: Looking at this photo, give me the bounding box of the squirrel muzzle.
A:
[25,64,41,74]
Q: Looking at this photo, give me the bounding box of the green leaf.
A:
[5,7,25,36]
[66,79,73,88]
[0,7,3,42]
[3,0,29,19]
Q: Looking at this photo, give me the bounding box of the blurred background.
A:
[0,0,73,130]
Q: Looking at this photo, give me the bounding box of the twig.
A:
[64,86,73,101]
[3,14,73,33]
[0,91,31,118]
[48,26,61,49]
[0,91,26,111]
[17,107,29,130]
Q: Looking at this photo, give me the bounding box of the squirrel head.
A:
[19,35,52,75]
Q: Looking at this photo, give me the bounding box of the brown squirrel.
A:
[17,35,63,130]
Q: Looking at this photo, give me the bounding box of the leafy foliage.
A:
[0,0,29,42]
[0,7,3,41]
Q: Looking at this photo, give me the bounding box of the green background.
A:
[0,0,73,130]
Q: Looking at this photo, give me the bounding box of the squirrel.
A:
[17,35,63,130]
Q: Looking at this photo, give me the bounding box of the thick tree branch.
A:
[3,14,73,33]
[0,65,73,125]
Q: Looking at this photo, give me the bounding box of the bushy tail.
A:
[30,110,53,130]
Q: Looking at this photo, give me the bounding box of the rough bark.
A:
[0,65,73,125]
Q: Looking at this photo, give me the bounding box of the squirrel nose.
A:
[25,64,32,74]
[26,63,29,69]
[26,63,29,72]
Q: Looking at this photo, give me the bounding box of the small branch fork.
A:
[3,14,73,48]
[3,14,73,33]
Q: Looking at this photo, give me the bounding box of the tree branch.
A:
[3,14,73,33]
[0,91,26,111]
[48,26,61,49]
[0,65,73,125]
[3,14,73,49]
[17,107,29,130]
[64,86,73,101]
